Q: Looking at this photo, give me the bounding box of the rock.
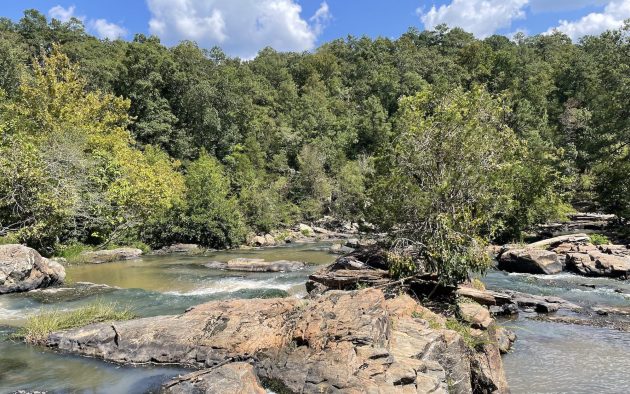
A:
[592,306,630,316]
[0,244,65,294]
[79,248,143,264]
[566,251,630,278]
[311,226,330,235]
[46,289,509,393]
[251,236,266,246]
[458,302,493,329]
[297,223,313,235]
[507,291,581,313]
[162,362,265,394]
[205,258,306,272]
[471,329,510,394]
[155,244,203,255]
[599,244,630,258]
[495,327,516,354]
[456,286,513,306]
[263,234,276,246]
[329,243,354,254]
[498,248,562,275]
[526,233,590,249]
[307,259,390,291]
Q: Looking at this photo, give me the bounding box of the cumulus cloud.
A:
[48,5,126,40]
[546,0,630,40]
[48,5,83,22]
[89,19,128,40]
[418,0,529,38]
[147,0,331,58]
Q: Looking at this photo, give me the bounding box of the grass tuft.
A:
[589,233,610,246]
[13,301,134,345]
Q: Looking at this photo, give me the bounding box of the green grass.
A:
[589,233,610,246]
[445,318,488,350]
[13,301,134,345]
[0,233,19,245]
[54,243,93,263]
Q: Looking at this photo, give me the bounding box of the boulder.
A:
[329,243,354,254]
[263,234,276,246]
[297,223,313,235]
[307,258,390,291]
[566,251,630,278]
[498,248,562,274]
[26,282,118,303]
[495,327,516,354]
[458,302,493,329]
[79,248,143,264]
[162,362,265,394]
[250,236,266,246]
[45,289,508,393]
[205,258,306,272]
[0,244,65,294]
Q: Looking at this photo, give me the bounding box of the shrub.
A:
[13,301,134,345]
[589,233,610,246]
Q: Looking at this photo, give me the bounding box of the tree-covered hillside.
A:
[1,11,628,281]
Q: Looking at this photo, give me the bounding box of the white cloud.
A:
[418,0,529,38]
[90,19,128,40]
[48,5,127,40]
[546,0,630,40]
[48,5,84,22]
[147,0,331,58]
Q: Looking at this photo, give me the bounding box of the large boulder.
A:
[162,362,265,394]
[0,244,65,294]
[498,248,562,274]
[566,251,630,278]
[45,289,508,393]
[78,248,143,264]
[204,258,306,272]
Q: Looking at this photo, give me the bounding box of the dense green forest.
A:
[1,10,628,281]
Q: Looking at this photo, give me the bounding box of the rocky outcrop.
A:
[538,213,616,236]
[204,258,306,272]
[307,255,390,290]
[45,288,508,393]
[162,362,265,394]
[566,251,630,278]
[498,248,562,274]
[0,244,65,294]
[458,301,493,329]
[526,233,590,249]
[26,282,118,303]
[78,248,143,264]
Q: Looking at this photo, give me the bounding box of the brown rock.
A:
[0,244,65,294]
[205,258,306,272]
[527,233,590,249]
[458,302,493,329]
[566,251,630,278]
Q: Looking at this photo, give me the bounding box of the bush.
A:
[589,233,610,246]
[13,301,134,345]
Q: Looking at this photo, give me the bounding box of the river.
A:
[1,242,629,393]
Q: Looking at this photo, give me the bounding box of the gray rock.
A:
[155,244,203,255]
[498,248,562,275]
[205,258,306,272]
[79,248,143,264]
[329,243,354,254]
[0,244,65,294]
[566,251,630,278]
[526,233,590,249]
[161,362,265,394]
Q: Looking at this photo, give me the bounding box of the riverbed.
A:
[1,243,629,393]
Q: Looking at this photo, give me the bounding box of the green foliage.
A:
[13,301,134,345]
[387,252,417,279]
[54,243,93,262]
[589,233,610,246]
[445,318,488,350]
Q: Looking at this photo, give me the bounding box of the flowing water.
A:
[1,242,629,393]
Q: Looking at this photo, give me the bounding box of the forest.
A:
[1,10,628,284]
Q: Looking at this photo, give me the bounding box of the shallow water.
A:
[484,270,630,394]
[1,243,629,393]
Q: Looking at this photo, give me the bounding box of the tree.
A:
[370,86,519,284]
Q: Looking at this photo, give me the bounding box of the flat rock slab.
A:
[26,282,118,303]
[204,258,306,272]
[162,362,265,394]
[526,233,590,249]
[0,244,65,294]
[79,248,143,264]
[566,251,630,278]
[45,288,510,393]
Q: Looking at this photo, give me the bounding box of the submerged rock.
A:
[162,362,265,394]
[45,288,509,393]
[204,258,306,272]
[0,244,65,294]
[498,248,562,275]
[154,244,204,255]
[79,248,143,264]
[26,282,118,303]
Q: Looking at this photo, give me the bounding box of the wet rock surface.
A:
[153,244,205,256]
[78,248,143,264]
[498,248,562,275]
[25,282,118,303]
[204,258,306,272]
[45,288,508,393]
[0,244,65,294]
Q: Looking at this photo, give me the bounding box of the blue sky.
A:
[2,1,628,58]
